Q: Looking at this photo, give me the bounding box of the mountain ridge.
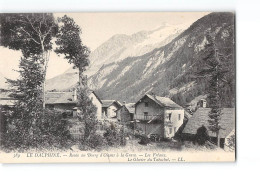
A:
[46,12,235,108]
[46,22,191,91]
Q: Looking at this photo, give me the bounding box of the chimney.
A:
[199,99,206,108]
[73,88,77,101]
[202,100,207,108]
[123,101,126,105]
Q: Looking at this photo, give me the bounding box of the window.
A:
[178,114,181,121]
[145,102,148,107]
[144,112,148,120]
[174,127,177,133]
[169,127,172,134]
[168,113,172,121]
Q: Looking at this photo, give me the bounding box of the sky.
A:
[0,12,209,80]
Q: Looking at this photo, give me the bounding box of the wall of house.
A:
[224,129,235,151]
[118,106,132,123]
[107,103,118,118]
[135,96,164,119]
[136,123,164,137]
[53,104,75,111]
[89,93,102,120]
[164,109,184,138]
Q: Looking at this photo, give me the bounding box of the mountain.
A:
[91,12,235,107]
[46,22,192,91]
[47,12,235,108]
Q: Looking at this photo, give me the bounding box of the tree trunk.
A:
[41,41,46,109]
[216,131,220,147]
[79,67,83,88]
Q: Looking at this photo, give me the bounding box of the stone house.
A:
[116,103,135,124]
[46,90,102,120]
[101,100,122,119]
[182,108,235,150]
[45,90,102,140]
[135,94,184,139]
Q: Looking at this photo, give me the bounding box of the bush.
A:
[195,125,209,145]
[138,135,150,145]
[2,108,73,151]
[103,123,126,147]
[80,133,106,150]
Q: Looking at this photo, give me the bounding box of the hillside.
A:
[46,12,235,108]
[46,22,191,91]
[92,12,235,107]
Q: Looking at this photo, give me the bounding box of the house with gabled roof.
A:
[182,108,235,150]
[45,90,103,140]
[116,103,135,124]
[101,100,122,119]
[135,94,184,139]
[45,90,102,120]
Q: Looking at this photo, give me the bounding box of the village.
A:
[0,88,235,152]
[0,12,236,154]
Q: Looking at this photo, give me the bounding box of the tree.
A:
[3,56,45,149]
[55,15,90,88]
[55,15,98,146]
[0,13,58,108]
[196,33,229,146]
[195,125,209,145]
[2,56,72,150]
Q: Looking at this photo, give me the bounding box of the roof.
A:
[139,94,183,109]
[182,108,235,138]
[125,103,135,114]
[53,92,76,104]
[45,92,69,104]
[0,92,17,106]
[46,90,102,105]
[0,99,16,106]
[101,100,122,108]
[184,110,192,119]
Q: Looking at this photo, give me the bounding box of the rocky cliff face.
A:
[92,12,235,107]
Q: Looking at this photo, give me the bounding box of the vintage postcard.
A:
[0,12,235,163]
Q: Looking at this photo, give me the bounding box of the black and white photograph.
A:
[0,12,235,162]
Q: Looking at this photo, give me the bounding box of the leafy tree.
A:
[0,13,58,108]
[1,56,71,150]
[55,15,90,88]
[196,33,229,146]
[55,15,98,147]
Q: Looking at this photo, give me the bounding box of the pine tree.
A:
[197,33,229,146]
[5,56,45,148]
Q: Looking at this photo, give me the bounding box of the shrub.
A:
[1,108,73,151]
[80,133,106,150]
[138,135,150,145]
[103,123,126,147]
[227,134,235,150]
[195,125,209,145]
